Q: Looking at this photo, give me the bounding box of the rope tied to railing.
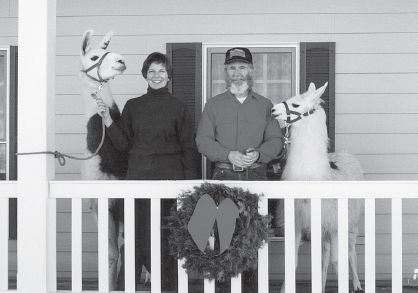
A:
[16,119,105,166]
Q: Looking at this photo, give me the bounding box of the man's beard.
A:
[230,80,249,96]
[225,74,253,96]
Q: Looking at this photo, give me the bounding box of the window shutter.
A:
[9,46,18,240]
[300,42,336,152]
[166,43,202,130]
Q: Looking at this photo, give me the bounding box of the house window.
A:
[0,46,18,240]
[0,50,9,180]
[0,47,17,181]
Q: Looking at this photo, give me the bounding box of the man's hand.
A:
[228,150,259,168]
[243,148,260,165]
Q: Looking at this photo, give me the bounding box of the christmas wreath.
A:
[164,183,271,282]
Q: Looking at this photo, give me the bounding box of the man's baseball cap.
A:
[224,47,253,65]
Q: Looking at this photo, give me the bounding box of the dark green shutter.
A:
[9,46,18,240]
[167,43,203,178]
[166,43,202,130]
[300,42,336,152]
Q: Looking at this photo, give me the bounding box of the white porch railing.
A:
[51,181,414,292]
[1,180,416,292]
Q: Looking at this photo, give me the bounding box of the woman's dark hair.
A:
[141,52,172,80]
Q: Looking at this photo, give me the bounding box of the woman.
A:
[96,52,199,289]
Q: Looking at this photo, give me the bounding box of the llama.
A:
[79,29,128,290]
[271,82,364,292]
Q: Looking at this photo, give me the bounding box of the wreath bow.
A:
[187,194,239,254]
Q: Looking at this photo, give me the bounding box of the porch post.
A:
[17,0,56,292]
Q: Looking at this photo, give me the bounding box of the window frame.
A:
[0,47,11,180]
[201,43,300,179]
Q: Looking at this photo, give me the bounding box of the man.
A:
[196,47,283,181]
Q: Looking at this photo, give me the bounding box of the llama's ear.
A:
[81,29,93,55]
[307,82,316,93]
[314,82,328,99]
[99,31,113,50]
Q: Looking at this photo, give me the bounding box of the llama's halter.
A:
[282,101,316,124]
[81,51,111,83]
[276,101,317,160]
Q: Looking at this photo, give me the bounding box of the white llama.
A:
[79,29,128,290]
[271,82,364,292]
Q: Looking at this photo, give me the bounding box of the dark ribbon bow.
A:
[187,194,239,254]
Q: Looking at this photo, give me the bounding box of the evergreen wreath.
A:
[164,183,271,282]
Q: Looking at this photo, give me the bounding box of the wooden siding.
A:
[52,2,418,180]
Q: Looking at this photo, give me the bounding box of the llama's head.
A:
[80,30,126,83]
[271,82,328,123]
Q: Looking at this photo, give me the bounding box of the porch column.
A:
[17,0,56,292]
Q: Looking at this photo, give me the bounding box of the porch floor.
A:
[7,278,418,292]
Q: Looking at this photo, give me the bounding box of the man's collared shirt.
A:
[196,89,283,163]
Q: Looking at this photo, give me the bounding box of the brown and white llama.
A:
[271,82,364,292]
[79,29,128,290]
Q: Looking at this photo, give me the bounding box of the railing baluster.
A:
[204,278,215,292]
[177,196,188,292]
[258,196,268,293]
[98,198,109,292]
[151,198,161,292]
[311,198,322,292]
[124,198,136,292]
[231,274,241,293]
[178,258,188,292]
[392,198,403,291]
[48,198,57,292]
[338,198,349,292]
[71,198,82,291]
[365,198,376,291]
[284,198,295,293]
[0,198,8,291]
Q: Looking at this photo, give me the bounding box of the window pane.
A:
[211,53,226,97]
[0,54,6,142]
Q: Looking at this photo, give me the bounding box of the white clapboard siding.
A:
[336,73,418,94]
[335,134,418,154]
[337,54,418,74]
[0,18,17,36]
[336,114,418,134]
[56,55,146,76]
[56,14,336,36]
[56,0,418,15]
[336,94,418,114]
[335,13,418,33]
[357,154,418,174]
[56,35,148,56]
[56,33,418,56]
[56,94,133,115]
[0,0,10,17]
[56,75,147,95]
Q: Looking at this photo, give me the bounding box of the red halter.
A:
[81,52,110,83]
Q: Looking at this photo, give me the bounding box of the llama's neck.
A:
[79,73,115,119]
[282,108,332,180]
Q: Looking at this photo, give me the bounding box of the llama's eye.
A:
[291,103,300,108]
[90,56,99,61]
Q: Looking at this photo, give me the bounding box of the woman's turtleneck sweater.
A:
[106,86,199,180]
